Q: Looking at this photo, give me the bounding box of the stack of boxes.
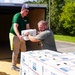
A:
[20,50,75,75]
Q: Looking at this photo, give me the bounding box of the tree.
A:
[59,1,75,36]
[50,0,65,33]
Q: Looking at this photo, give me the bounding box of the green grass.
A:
[54,34,75,43]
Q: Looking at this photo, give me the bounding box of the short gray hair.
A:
[38,20,47,26]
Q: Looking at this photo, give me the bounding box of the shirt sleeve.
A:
[35,31,50,41]
[12,14,20,24]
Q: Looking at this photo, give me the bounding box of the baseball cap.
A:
[22,4,29,9]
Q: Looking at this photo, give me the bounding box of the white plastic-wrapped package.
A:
[21,29,36,41]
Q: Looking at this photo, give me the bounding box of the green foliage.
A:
[24,1,37,4]
[50,0,64,33]
[59,2,75,35]
[37,0,48,4]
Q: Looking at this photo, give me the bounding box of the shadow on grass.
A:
[0,72,10,75]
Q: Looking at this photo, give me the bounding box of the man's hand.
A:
[18,35,24,41]
[24,32,29,36]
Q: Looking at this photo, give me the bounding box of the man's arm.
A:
[14,23,20,37]
[14,23,23,41]
[28,34,40,42]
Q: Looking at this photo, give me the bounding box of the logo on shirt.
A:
[24,20,27,22]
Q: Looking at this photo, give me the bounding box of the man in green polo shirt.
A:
[9,4,30,71]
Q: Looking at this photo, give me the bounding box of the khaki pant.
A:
[9,33,26,66]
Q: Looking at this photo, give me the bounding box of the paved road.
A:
[55,40,75,52]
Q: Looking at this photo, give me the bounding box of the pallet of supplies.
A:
[20,50,75,75]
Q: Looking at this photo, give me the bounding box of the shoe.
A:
[11,65,20,71]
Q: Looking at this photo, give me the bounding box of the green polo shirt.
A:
[10,12,29,35]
